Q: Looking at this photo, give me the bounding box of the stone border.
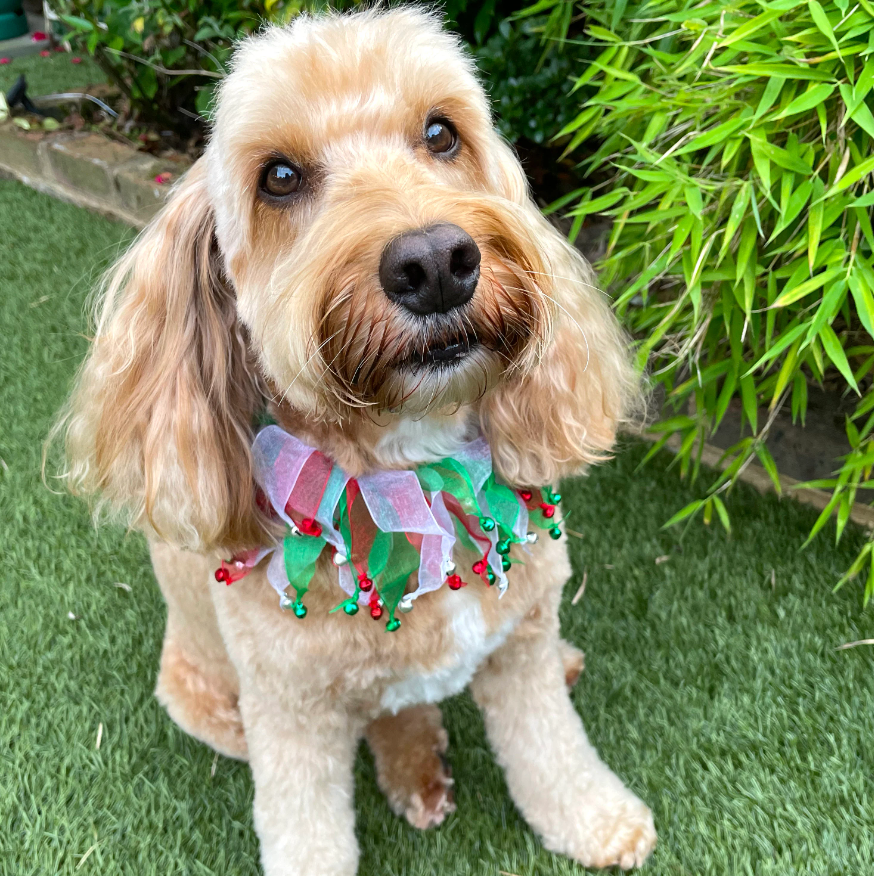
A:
[0,124,187,227]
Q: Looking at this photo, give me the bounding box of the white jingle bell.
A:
[279,593,295,610]
[332,552,348,566]
[289,523,302,537]
[399,597,414,614]
[526,531,538,544]
[444,559,457,575]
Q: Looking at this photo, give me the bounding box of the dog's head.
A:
[58,9,640,551]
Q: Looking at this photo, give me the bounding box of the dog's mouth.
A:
[404,330,480,369]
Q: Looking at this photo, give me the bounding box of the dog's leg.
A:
[365,704,455,829]
[150,542,247,759]
[240,694,360,876]
[470,623,656,870]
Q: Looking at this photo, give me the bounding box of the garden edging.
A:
[0,123,186,227]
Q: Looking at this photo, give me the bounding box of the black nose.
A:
[379,224,481,316]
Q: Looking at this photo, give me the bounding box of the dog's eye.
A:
[424,119,458,156]
[260,161,303,199]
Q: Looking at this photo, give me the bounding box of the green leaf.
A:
[819,323,860,393]
[712,495,732,533]
[721,183,751,256]
[736,219,758,284]
[749,138,772,191]
[741,373,759,434]
[754,75,785,121]
[808,177,825,270]
[774,83,835,118]
[566,189,630,217]
[675,118,748,157]
[756,444,782,494]
[791,372,808,425]
[809,0,843,58]
[746,136,813,175]
[587,24,620,42]
[662,500,704,529]
[850,269,874,337]
[59,14,95,31]
[746,323,808,373]
[718,8,784,46]
[830,153,874,194]
[851,190,874,208]
[684,186,703,217]
[719,63,835,81]
[801,490,841,548]
[771,180,813,239]
[848,101,874,140]
[772,266,844,307]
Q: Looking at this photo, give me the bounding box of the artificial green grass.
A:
[0,51,104,98]
[1,176,872,876]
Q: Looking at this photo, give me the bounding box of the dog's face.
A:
[60,10,638,551]
[207,10,549,416]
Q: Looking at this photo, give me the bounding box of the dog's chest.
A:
[379,590,517,714]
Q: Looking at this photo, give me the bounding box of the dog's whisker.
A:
[520,267,611,299]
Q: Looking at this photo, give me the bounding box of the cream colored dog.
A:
[57,8,656,874]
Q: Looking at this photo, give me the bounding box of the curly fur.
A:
[52,9,655,875]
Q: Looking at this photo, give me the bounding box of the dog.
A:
[56,8,655,874]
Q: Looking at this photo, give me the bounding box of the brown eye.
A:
[424,118,458,156]
[260,160,302,199]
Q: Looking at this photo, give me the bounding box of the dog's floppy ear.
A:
[480,207,642,488]
[57,159,266,551]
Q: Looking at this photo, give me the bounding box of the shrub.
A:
[544,0,874,600]
[49,0,538,140]
[50,0,283,134]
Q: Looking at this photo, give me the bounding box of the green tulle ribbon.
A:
[257,435,563,630]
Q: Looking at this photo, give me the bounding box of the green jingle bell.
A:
[501,556,511,572]
[479,516,496,532]
[386,618,401,632]
[496,539,511,555]
[486,568,497,585]
[549,525,562,540]
[343,601,359,615]
[293,602,308,618]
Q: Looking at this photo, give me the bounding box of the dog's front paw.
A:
[366,704,456,830]
[568,787,656,871]
[402,756,456,830]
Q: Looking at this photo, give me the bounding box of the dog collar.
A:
[215,425,562,632]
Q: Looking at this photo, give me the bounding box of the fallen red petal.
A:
[31,31,47,41]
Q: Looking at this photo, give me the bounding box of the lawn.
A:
[0,177,872,875]
[0,50,104,98]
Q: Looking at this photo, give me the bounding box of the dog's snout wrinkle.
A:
[379,223,480,316]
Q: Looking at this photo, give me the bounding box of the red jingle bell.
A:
[370,603,384,620]
[520,490,533,502]
[358,576,374,592]
[472,559,487,575]
[447,574,465,590]
[540,503,556,519]
[300,517,322,537]
[214,566,229,583]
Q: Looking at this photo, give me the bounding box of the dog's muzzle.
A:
[379,223,480,317]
